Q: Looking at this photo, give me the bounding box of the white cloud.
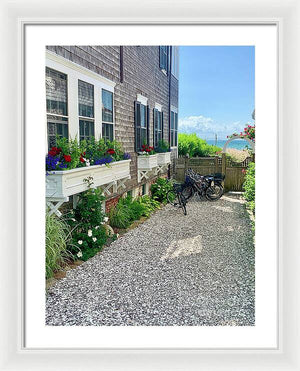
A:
[178,115,246,139]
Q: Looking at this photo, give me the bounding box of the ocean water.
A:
[206,139,250,150]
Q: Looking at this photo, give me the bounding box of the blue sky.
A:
[178,46,255,140]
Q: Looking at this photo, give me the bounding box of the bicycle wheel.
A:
[181,184,194,201]
[206,183,224,201]
[167,189,178,206]
[178,193,187,215]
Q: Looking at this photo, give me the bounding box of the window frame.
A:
[170,106,178,148]
[102,88,114,142]
[159,46,169,73]
[46,67,69,149]
[153,106,163,149]
[46,51,116,152]
[78,79,95,142]
[134,96,149,152]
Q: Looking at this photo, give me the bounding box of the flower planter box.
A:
[46,160,131,199]
[157,152,171,166]
[137,154,158,170]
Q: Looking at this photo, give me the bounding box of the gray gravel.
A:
[46,196,255,326]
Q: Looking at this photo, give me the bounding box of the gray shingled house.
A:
[45,46,179,212]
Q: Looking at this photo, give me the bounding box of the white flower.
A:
[77,251,83,258]
[92,237,97,242]
[95,226,100,230]
[100,222,105,225]
[116,233,119,238]
[104,217,109,222]
[88,230,92,237]
[78,240,83,245]
[86,160,90,167]
[71,218,76,222]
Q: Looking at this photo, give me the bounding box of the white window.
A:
[45,51,116,149]
[46,67,69,149]
[153,104,163,148]
[78,80,95,141]
[102,89,114,142]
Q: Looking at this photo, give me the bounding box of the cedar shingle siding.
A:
[46,45,178,193]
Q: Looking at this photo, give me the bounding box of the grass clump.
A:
[46,211,72,279]
[178,133,221,157]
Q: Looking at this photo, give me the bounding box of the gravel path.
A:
[46,196,255,326]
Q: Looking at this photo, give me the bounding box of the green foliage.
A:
[64,188,108,261]
[45,211,72,279]
[156,139,170,153]
[178,133,221,157]
[150,177,173,204]
[109,194,161,229]
[243,162,255,214]
[137,195,161,217]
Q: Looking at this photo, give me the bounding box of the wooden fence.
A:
[174,154,255,191]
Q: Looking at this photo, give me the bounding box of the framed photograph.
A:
[1,0,299,370]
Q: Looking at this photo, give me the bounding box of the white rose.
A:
[77,251,83,258]
[88,230,92,237]
[92,237,97,242]
[78,240,83,245]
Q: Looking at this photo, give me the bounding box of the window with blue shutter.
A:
[135,101,149,152]
[153,108,163,148]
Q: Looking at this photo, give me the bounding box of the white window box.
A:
[46,159,131,200]
[137,154,158,170]
[157,152,171,166]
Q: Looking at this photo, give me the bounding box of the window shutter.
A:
[161,111,164,140]
[159,46,163,69]
[153,108,156,147]
[134,101,140,152]
[147,105,150,146]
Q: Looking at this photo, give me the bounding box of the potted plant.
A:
[155,140,171,165]
[137,143,158,170]
[46,137,131,200]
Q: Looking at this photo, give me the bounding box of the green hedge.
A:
[178,133,221,157]
[243,162,255,214]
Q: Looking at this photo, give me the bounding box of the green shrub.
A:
[46,211,72,279]
[109,203,131,229]
[150,177,173,204]
[178,133,221,157]
[243,162,255,214]
[137,195,161,217]
[64,188,108,261]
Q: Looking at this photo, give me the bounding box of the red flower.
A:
[107,148,115,155]
[145,149,151,152]
[149,146,154,151]
[64,155,72,162]
[141,144,146,149]
[48,146,62,157]
[80,157,85,163]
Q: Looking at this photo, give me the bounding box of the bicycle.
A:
[166,182,187,215]
[183,169,224,201]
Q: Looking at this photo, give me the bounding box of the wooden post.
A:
[214,156,218,174]
[222,153,226,188]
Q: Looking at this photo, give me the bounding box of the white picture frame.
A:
[1,0,299,369]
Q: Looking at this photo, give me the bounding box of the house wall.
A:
[46,45,178,202]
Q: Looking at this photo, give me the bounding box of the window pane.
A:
[140,104,146,128]
[47,115,68,149]
[171,112,175,129]
[79,120,94,141]
[102,90,113,123]
[46,68,68,116]
[102,123,114,141]
[78,80,94,118]
[175,113,178,130]
[141,127,147,147]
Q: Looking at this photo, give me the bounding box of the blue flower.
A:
[45,154,60,171]
[123,152,131,160]
[94,155,114,166]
